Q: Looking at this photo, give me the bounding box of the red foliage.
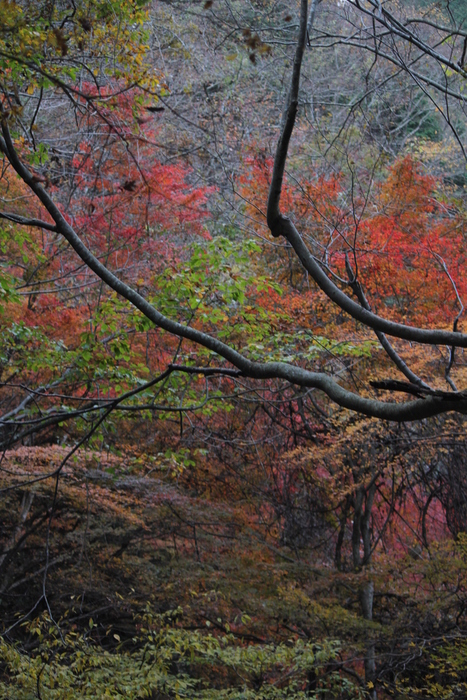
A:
[69,84,214,287]
[332,157,467,326]
[241,153,467,328]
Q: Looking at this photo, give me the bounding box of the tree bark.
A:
[352,478,377,698]
[360,580,377,700]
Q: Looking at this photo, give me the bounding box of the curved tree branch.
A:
[265,0,467,351]
[2,120,467,420]
[2,2,467,423]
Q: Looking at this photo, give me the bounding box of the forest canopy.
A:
[2,0,467,698]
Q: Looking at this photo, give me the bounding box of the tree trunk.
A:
[360,580,376,699]
[352,478,377,698]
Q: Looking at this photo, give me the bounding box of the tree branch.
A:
[0,211,57,231]
[2,106,467,420]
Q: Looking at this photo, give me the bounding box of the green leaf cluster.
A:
[0,610,358,700]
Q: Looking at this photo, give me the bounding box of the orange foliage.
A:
[240,153,467,329]
[333,157,467,326]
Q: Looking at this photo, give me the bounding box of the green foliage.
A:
[0,269,19,306]
[394,637,467,699]
[245,331,379,363]
[0,0,157,98]
[0,321,65,373]
[0,225,25,306]
[154,237,279,323]
[0,610,355,700]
